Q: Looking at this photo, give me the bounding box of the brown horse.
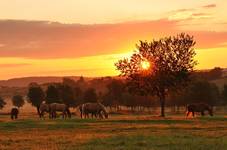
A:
[81,103,108,119]
[39,103,50,119]
[49,103,71,119]
[11,108,19,120]
[186,103,213,117]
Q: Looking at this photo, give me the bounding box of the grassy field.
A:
[0,114,227,150]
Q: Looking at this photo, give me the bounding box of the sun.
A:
[141,60,150,70]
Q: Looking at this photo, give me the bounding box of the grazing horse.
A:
[186,103,213,117]
[81,103,108,119]
[11,108,19,120]
[49,103,71,119]
[39,103,50,119]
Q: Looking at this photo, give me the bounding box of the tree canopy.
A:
[12,95,25,108]
[115,33,197,117]
[27,84,45,115]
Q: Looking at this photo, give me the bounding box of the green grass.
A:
[0,117,193,131]
[78,134,227,150]
[0,115,227,150]
[0,118,95,131]
[104,119,193,124]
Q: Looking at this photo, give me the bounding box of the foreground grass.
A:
[0,115,226,150]
[80,134,227,150]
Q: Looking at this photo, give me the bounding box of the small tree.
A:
[27,84,45,115]
[12,95,25,108]
[103,79,125,108]
[83,88,97,103]
[115,33,197,117]
[46,85,61,104]
[0,97,6,109]
[58,84,77,107]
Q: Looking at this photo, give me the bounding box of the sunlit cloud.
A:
[202,4,216,9]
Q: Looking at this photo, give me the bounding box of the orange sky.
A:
[0,0,227,79]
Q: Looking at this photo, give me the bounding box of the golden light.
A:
[141,60,150,70]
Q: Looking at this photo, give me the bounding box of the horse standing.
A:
[11,108,19,120]
[81,103,108,119]
[39,103,51,119]
[186,103,213,117]
[49,103,71,119]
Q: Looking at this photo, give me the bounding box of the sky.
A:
[0,0,227,79]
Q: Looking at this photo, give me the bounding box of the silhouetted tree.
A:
[12,95,24,108]
[115,33,197,117]
[222,84,227,105]
[27,84,45,115]
[46,85,61,104]
[103,79,125,108]
[83,88,97,103]
[0,97,6,109]
[58,84,77,107]
[208,67,223,80]
[74,87,83,105]
[184,80,220,105]
[63,78,77,88]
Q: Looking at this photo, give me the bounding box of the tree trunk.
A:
[159,94,165,117]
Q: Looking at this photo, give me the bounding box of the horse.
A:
[11,108,19,120]
[186,103,213,117]
[39,102,51,119]
[81,103,108,119]
[49,103,71,119]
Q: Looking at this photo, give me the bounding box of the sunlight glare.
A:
[141,60,150,70]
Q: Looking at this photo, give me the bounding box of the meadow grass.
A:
[79,133,227,150]
[0,115,226,150]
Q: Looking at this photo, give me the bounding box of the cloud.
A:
[0,19,226,59]
[0,63,31,68]
[202,4,216,9]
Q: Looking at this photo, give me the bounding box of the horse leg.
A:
[186,111,190,118]
[201,111,205,116]
[80,111,83,118]
[53,111,56,119]
[192,111,195,117]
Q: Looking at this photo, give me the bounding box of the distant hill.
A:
[0,76,89,87]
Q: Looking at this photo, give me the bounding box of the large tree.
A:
[115,33,197,117]
[27,84,45,115]
[12,95,25,108]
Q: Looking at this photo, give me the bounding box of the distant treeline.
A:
[0,67,227,112]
